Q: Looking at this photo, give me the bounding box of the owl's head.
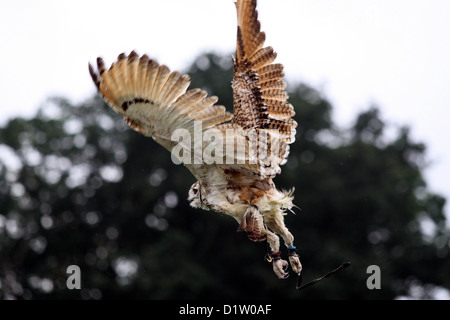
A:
[188,181,209,210]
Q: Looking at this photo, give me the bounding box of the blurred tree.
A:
[0,52,448,299]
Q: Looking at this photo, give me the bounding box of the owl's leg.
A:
[238,206,289,279]
[265,214,302,276]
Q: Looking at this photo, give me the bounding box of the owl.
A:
[89,0,302,280]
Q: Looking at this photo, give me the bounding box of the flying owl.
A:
[89,0,302,280]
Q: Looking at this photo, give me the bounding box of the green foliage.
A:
[0,53,448,299]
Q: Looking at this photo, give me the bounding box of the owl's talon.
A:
[273,258,289,279]
[288,247,302,275]
[269,251,289,279]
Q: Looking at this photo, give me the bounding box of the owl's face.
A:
[188,181,209,210]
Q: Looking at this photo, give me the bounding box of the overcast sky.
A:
[1,0,449,217]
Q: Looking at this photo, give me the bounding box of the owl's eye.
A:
[193,188,198,195]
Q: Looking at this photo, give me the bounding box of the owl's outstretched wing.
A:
[230,0,297,178]
[89,1,297,182]
[89,51,233,181]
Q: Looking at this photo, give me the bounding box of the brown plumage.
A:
[89,0,302,281]
[233,0,297,148]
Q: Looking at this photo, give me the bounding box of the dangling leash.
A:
[296,261,351,290]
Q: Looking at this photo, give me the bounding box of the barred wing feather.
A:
[89,51,232,181]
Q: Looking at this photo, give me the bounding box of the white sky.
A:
[0,0,449,218]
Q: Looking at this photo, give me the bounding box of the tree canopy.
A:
[0,52,448,299]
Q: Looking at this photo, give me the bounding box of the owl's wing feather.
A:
[233,0,297,135]
[230,0,297,178]
[89,51,233,182]
[89,0,296,183]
